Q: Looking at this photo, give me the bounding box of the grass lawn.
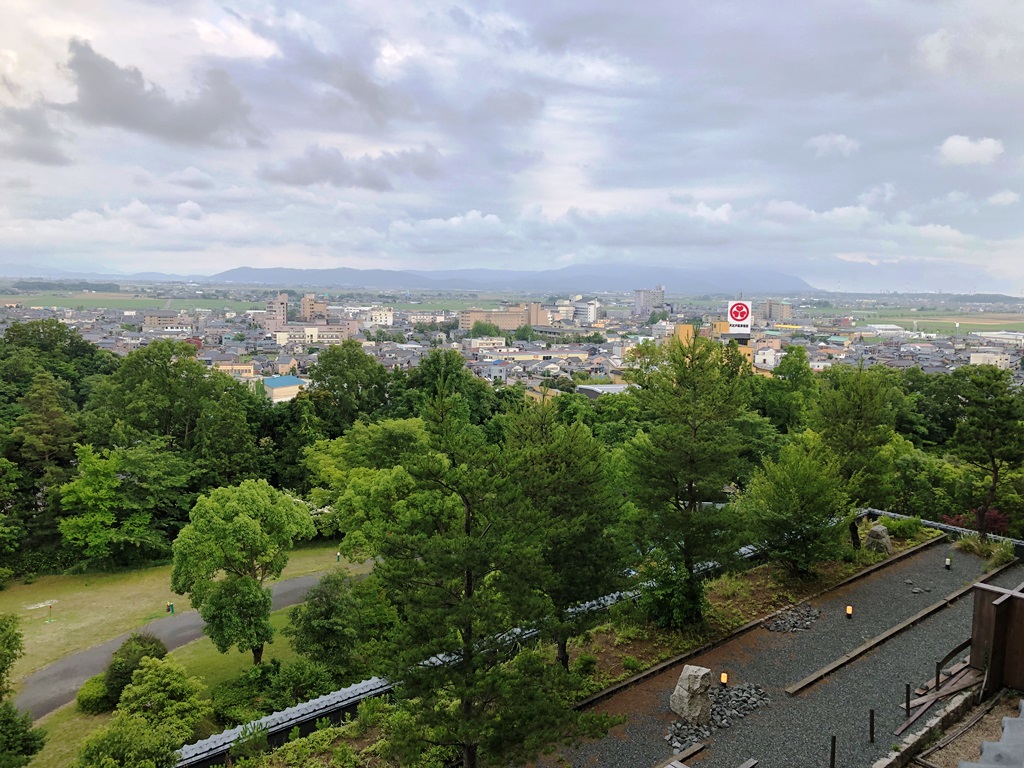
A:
[169,608,298,695]
[2,541,364,684]
[27,704,112,768]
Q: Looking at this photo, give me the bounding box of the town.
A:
[4,282,1024,404]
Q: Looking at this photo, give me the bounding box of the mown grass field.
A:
[0,292,262,312]
[1,542,359,684]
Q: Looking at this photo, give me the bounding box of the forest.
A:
[1,319,1023,768]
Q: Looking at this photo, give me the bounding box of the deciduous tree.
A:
[171,480,315,664]
[738,431,851,575]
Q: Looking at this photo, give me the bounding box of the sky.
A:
[2,1,1024,293]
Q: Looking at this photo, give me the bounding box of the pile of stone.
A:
[666,665,770,754]
[763,603,820,632]
[666,682,771,752]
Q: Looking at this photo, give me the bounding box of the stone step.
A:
[980,739,1024,764]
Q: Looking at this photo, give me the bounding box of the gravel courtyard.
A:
[541,543,1022,768]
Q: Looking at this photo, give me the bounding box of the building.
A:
[265,293,289,332]
[273,321,359,348]
[263,374,307,403]
[459,307,529,332]
[633,286,665,317]
[763,299,793,322]
[299,294,328,322]
[365,307,394,327]
[573,299,601,324]
[970,351,1011,369]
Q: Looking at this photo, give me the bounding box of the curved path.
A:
[13,573,321,720]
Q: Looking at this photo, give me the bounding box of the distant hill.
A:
[203,265,816,294]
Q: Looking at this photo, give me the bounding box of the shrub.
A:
[941,509,1011,536]
[571,653,598,677]
[0,567,12,591]
[263,658,334,713]
[229,722,269,759]
[0,699,46,767]
[620,655,644,673]
[879,516,923,540]
[76,673,115,715]
[75,713,178,768]
[104,632,167,705]
[211,658,335,728]
[989,539,1016,569]
[118,657,211,743]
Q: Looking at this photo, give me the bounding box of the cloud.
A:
[918,29,953,73]
[858,183,896,206]
[258,144,442,189]
[938,135,1004,164]
[987,189,1019,206]
[166,167,215,189]
[0,103,72,165]
[806,133,860,158]
[62,39,255,146]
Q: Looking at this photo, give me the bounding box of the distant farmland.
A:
[0,292,263,312]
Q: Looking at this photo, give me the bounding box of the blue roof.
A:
[264,375,306,388]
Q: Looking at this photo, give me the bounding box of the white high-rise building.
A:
[633,286,665,316]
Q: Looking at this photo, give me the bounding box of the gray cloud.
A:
[63,39,255,146]
[258,144,441,189]
[0,103,72,165]
[166,166,215,189]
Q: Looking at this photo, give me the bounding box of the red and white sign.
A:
[728,301,752,334]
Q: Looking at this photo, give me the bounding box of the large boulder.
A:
[669,664,712,724]
[864,524,894,556]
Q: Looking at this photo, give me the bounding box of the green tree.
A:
[307,340,388,438]
[810,364,902,509]
[469,320,502,337]
[513,324,538,341]
[270,395,325,492]
[81,339,217,449]
[948,365,1024,539]
[312,390,573,768]
[59,445,170,567]
[58,440,194,567]
[193,391,259,487]
[0,614,23,699]
[738,431,851,575]
[758,345,815,433]
[622,337,751,626]
[0,615,45,768]
[388,349,496,425]
[284,572,397,686]
[0,701,46,768]
[503,403,626,669]
[171,480,315,664]
[118,657,211,743]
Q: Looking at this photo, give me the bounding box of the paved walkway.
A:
[543,543,1019,768]
[13,574,321,720]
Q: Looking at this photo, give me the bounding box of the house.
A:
[263,375,307,403]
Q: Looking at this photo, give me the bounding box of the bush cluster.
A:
[878,516,923,540]
[211,658,334,727]
[75,632,168,715]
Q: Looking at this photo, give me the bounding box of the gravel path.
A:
[543,543,1017,768]
[12,573,321,720]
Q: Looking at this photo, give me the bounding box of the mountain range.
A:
[0,264,816,294]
